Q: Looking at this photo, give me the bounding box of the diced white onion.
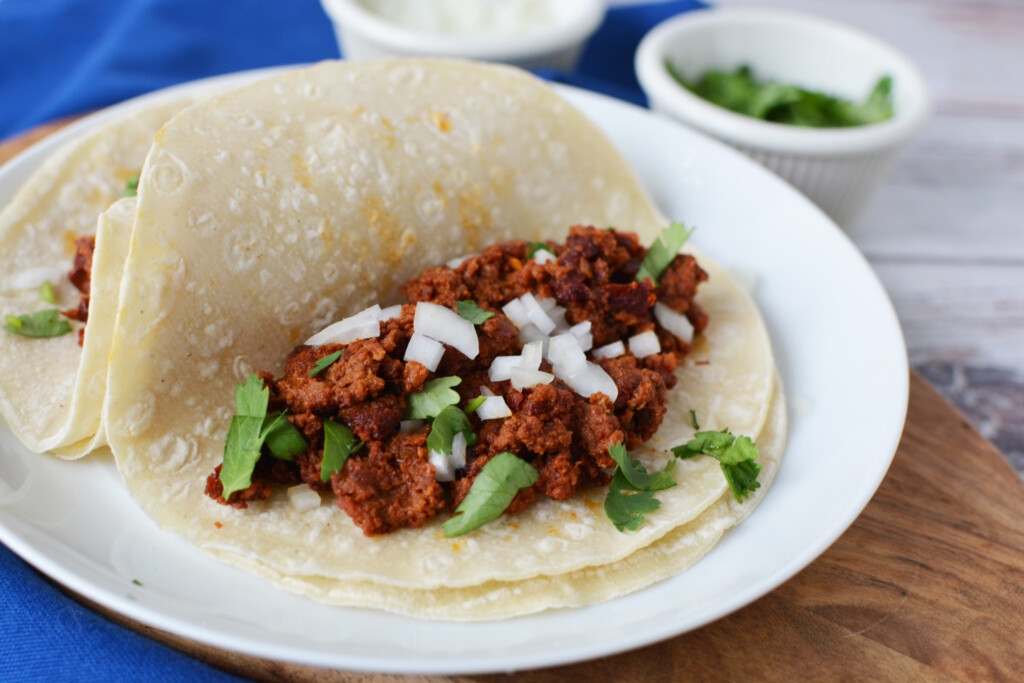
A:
[404,332,445,372]
[8,266,66,290]
[477,395,512,420]
[287,484,321,512]
[628,329,661,358]
[519,340,543,371]
[414,301,479,359]
[501,298,530,328]
[555,361,619,402]
[533,249,556,265]
[591,340,625,360]
[379,304,403,322]
[654,302,694,343]
[429,449,455,482]
[510,366,554,390]
[479,386,495,397]
[305,305,382,346]
[516,323,550,355]
[569,321,592,351]
[446,253,476,269]
[400,419,425,433]
[488,355,522,382]
[450,432,467,470]
[547,333,586,371]
[520,292,556,334]
[548,306,569,332]
[537,296,557,312]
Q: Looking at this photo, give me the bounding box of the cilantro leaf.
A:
[261,411,307,461]
[608,443,676,491]
[308,349,343,378]
[604,469,662,532]
[219,374,272,498]
[689,409,700,430]
[427,405,477,455]
[404,376,462,419]
[671,429,762,502]
[636,222,693,286]
[321,419,363,482]
[456,300,494,325]
[3,309,72,338]
[235,374,269,418]
[443,452,538,537]
[39,280,56,304]
[464,395,486,415]
[526,241,555,259]
[124,174,140,197]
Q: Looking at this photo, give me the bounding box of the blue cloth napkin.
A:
[0,0,703,678]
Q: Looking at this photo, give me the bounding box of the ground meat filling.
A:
[206,226,709,536]
[61,235,95,346]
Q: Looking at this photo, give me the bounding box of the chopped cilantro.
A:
[636,222,693,286]
[526,241,556,259]
[3,309,72,338]
[124,174,140,197]
[456,300,494,325]
[308,349,343,377]
[442,452,538,537]
[668,63,894,128]
[427,405,477,455]
[689,409,700,430]
[321,419,363,482]
[39,280,56,304]
[404,376,461,419]
[261,411,307,460]
[219,375,271,498]
[131,579,142,587]
[604,442,677,532]
[672,429,761,502]
[464,395,486,415]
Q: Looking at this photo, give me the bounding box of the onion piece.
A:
[628,329,661,358]
[446,253,477,269]
[538,296,558,312]
[379,304,403,322]
[520,293,556,334]
[510,366,554,390]
[8,266,66,290]
[305,305,381,346]
[547,333,586,371]
[488,355,522,382]
[591,340,625,360]
[287,484,321,512]
[501,299,530,328]
[479,386,495,397]
[450,432,468,470]
[477,395,512,420]
[414,302,479,359]
[533,249,556,265]
[404,332,445,372]
[429,449,455,482]
[555,361,618,402]
[519,340,543,371]
[654,302,694,343]
[569,321,593,351]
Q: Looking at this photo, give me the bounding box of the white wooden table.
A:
[688,0,1024,475]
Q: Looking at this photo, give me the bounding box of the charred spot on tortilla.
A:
[203,224,747,537]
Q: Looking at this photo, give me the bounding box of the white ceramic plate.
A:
[0,69,907,675]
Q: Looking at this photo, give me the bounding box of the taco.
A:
[0,98,191,458]
[103,60,783,618]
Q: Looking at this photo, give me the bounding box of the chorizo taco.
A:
[0,98,191,458]
[103,60,783,618]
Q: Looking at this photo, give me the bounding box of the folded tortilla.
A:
[0,99,191,457]
[102,60,783,616]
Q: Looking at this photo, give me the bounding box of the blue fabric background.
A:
[0,0,703,678]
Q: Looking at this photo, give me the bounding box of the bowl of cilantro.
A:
[635,7,929,226]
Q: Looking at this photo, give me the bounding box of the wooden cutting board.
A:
[4,123,1023,682]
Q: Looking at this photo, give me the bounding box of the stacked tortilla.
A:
[0,60,784,619]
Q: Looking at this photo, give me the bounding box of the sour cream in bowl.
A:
[321,0,606,71]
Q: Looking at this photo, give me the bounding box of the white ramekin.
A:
[320,0,606,71]
[636,8,929,226]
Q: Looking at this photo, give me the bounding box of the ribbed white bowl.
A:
[636,8,929,226]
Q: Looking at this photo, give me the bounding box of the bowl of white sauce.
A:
[320,0,606,70]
